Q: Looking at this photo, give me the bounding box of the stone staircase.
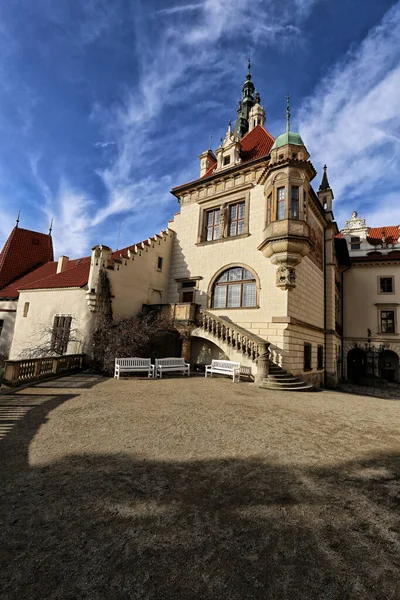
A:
[259,362,313,391]
[192,309,269,379]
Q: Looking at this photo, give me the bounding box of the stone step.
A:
[267,376,302,383]
[260,381,314,391]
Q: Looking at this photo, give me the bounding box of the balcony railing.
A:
[3,354,85,386]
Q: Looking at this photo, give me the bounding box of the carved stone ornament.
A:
[343,210,367,231]
[276,265,296,290]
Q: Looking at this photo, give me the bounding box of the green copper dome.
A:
[271,95,305,150]
[271,130,304,150]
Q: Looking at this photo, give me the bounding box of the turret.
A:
[248,91,266,131]
[258,96,316,290]
[317,164,334,220]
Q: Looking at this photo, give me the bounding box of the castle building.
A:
[0,65,398,387]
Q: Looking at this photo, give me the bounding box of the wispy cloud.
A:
[153,3,203,16]
[94,141,116,148]
[94,0,319,231]
[298,1,400,226]
[30,157,93,257]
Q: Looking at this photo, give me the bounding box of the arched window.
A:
[212,266,257,308]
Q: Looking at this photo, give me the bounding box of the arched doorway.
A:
[379,350,399,382]
[347,348,367,381]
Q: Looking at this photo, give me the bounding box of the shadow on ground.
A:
[0,378,399,599]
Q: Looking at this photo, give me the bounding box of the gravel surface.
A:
[1,373,400,599]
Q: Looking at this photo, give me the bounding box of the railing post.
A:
[52,357,59,375]
[255,344,270,385]
[34,359,42,379]
[4,362,17,383]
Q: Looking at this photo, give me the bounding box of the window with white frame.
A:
[212,267,257,308]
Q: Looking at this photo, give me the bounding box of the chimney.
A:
[57,255,69,274]
[198,149,216,177]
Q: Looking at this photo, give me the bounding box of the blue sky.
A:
[0,0,399,257]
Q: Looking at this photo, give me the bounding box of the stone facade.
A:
[1,69,398,388]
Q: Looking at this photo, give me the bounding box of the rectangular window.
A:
[229,202,245,237]
[0,319,3,337]
[304,343,312,370]
[223,156,231,166]
[317,345,324,370]
[266,193,272,224]
[206,208,220,241]
[23,302,30,317]
[379,277,394,294]
[51,315,72,355]
[157,256,163,271]
[350,236,360,250]
[242,283,257,307]
[227,284,241,308]
[213,286,227,308]
[277,187,285,220]
[380,310,395,333]
[180,280,196,303]
[291,186,299,219]
[182,291,194,303]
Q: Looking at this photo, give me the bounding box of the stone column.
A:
[181,335,192,363]
[255,343,270,385]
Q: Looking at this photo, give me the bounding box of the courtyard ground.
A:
[1,374,400,600]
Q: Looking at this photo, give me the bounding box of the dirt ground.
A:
[1,374,400,600]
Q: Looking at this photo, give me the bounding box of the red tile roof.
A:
[202,155,218,178]
[367,226,399,245]
[19,257,91,291]
[0,262,57,299]
[336,226,399,244]
[0,227,54,290]
[239,125,275,162]
[173,125,275,190]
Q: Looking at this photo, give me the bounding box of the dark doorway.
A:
[347,348,367,382]
[379,350,399,382]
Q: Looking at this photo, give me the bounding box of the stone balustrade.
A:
[198,309,269,363]
[2,354,85,386]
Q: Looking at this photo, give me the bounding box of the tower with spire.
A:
[317,164,334,219]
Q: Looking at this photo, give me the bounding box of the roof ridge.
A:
[240,124,275,144]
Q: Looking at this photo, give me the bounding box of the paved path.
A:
[340,382,400,400]
[1,374,400,599]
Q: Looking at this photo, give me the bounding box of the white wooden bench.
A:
[155,357,190,378]
[205,360,241,383]
[114,358,155,379]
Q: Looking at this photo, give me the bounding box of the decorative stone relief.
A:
[276,265,296,290]
[343,211,367,231]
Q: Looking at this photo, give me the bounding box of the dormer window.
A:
[223,156,231,166]
[350,236,360,250]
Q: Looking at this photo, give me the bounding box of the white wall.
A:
[0,300,17,356]
[9,288,92,359]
